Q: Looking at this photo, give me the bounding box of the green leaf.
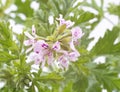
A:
[63,81,73,92]
[76,12,95,25]
[28,83,35,92]
[72,74,88,92]
[0,21,19,64]
[108,3,120,17]
[0,22,12,40]
[0,51,17,62]
[93,69,120,91]
[87,82,102,92]
[13,0,33,17]
[0,21,18,51]
[35,72,63,81]
[91,27,120,55]
[88,62,120,91]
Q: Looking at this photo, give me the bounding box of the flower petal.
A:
[32,25,36,36]
[58,55,68,69]
[57,14,74,28]
[70,39,76,51]
[68,51,80,62]
[34,40,48,53]
[24,32,34,39]
[71,27,84,41]
[24,39,34,46]
[65,20,74,28]
[47,52,54,65]
[52,41,60,51]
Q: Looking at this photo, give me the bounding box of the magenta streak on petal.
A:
[59,56,63,61]
[41,43,49,49]
[36,51,39,54]
[53,46,58,49]
[52,41,60,51]
[74,31,78,37]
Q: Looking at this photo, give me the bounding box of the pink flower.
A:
[56,14,74,28]
[58,55,69,69]
[29,48,53,67]
[24,31,35,46]
[24,18,83,69]
[34,40,49,54]
[58,51,80,69]
[24,25,37,53]
[68,51,80,62]
[30,40,55,67]
[71,27,84,42]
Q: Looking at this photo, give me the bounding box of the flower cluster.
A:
[24,14,84,69]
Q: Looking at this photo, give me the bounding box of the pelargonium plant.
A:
[0,0,120,92]
[24,14,84,69]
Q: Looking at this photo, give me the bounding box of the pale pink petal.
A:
[24,32,34,39]
[71,27,84,41]
[34,40,48,54]
[29,52,36,60]
[35,58,41,65]
[47,52,54,65]
[68,51,80,62]
[35,54,45,65]
[56,15,66,26]
[34,42,42,54]
[65,20,74,28]
[70,39,76,51]
[60,19,66,26]
[58,55,68,69]
[56,14,74,28]
[29,52,45,65]
[29,52,38,61]
[24,39,34,46]
[32,25,36,36]
[52,41,60,51]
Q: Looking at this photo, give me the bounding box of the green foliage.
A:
[14,0,33,17]
[73,74,88,92]
[0,0,120,92]
[0,22,14,48]
[91,63,120,91]
[76,12,95,24]
[91,27,120,55]
[108,3,120,17]
[0,21,18,64]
